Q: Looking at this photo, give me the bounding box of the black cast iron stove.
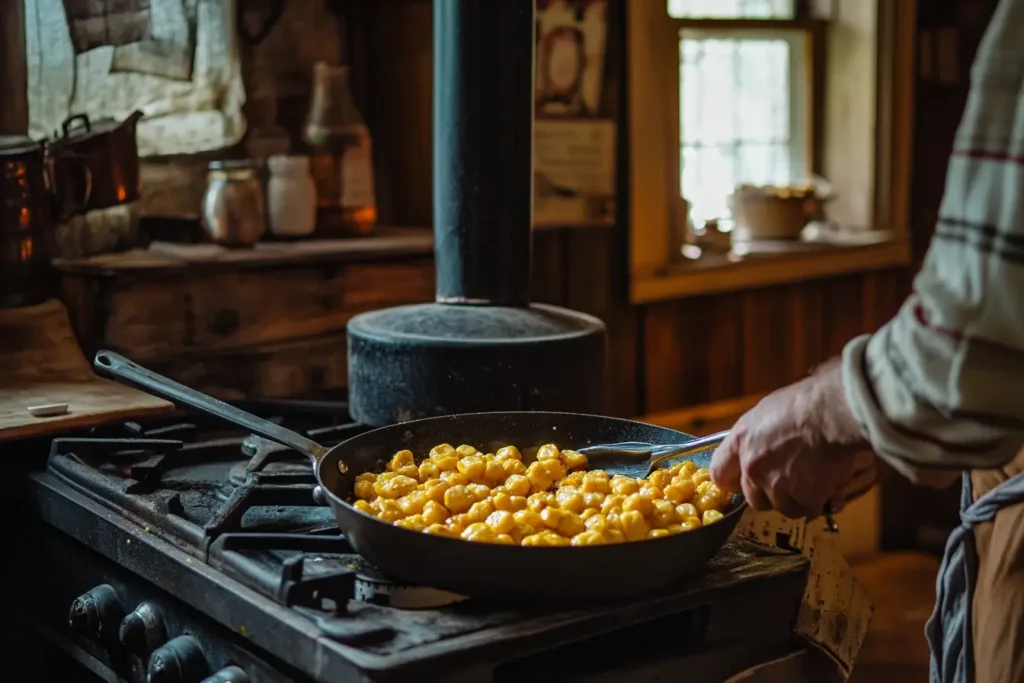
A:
[346,0,606,426]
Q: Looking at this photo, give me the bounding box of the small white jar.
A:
[266,154,317,237]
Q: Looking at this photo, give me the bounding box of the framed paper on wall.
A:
[534,0,615,228]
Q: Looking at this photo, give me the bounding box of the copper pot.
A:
[0,136,91,308]
[49,110,144,214]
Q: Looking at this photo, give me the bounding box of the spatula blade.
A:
[574,443,659,479]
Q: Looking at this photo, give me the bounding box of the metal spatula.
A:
[575,431,731,480]
[575,431,839,532]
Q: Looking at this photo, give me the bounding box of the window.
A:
[665,1,821,223]
[627,0,917,302]
[678,29,808,221]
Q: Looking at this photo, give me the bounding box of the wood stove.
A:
[346,0,606,426]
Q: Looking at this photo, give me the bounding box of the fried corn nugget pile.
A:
[352,443,730,547]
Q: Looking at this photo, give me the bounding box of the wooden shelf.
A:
[52,227,433,275]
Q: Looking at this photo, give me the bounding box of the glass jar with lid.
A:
[200,160,266,247]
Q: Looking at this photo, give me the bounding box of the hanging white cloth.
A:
[25,0,246,157]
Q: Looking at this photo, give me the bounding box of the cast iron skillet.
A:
[95,350,747,602]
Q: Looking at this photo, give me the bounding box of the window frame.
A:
[627,0,917,302]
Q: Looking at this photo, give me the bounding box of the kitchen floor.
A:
[848,552,940,682]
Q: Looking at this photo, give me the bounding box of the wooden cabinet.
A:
[56,231,434,400]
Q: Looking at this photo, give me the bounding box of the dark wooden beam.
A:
[0,0,28,134]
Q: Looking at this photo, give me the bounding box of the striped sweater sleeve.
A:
[841,0,1024,477]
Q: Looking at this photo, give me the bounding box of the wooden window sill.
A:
[630,235,912,303]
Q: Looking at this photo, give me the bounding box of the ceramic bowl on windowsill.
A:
[730,182,834,240]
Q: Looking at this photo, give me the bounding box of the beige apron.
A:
[969,450,1024,683]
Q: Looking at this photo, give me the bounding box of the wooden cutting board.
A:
[0,299,173,442]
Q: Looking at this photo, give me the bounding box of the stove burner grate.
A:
[209,527,468,619]
[46,408,466,621]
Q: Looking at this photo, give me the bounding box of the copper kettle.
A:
[49,110,144,213]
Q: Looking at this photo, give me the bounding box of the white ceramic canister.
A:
[266,154,317,237]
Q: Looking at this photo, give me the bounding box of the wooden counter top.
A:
[0,300,173,442]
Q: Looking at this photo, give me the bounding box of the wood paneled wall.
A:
[530,229,638,418]
[530,228,910,419]
[642,271,908,412]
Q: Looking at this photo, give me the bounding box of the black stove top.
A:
[17,400,811,683]
[46,406,467,613]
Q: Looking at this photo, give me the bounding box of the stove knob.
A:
[68,584,123,645]
[147,635,209,683]
[119,601,167,656]
[201,666,250,683]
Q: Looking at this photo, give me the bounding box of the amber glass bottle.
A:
[302,62,377,235]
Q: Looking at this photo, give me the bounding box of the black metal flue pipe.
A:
[432,0,534,306]
[345,0,605,426]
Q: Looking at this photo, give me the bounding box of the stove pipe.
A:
[433,0,534,306]
[345,0,606,426]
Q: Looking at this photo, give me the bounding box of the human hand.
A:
[710,359,867,519]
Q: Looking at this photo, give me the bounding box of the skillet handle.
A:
[93,350,329,463]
